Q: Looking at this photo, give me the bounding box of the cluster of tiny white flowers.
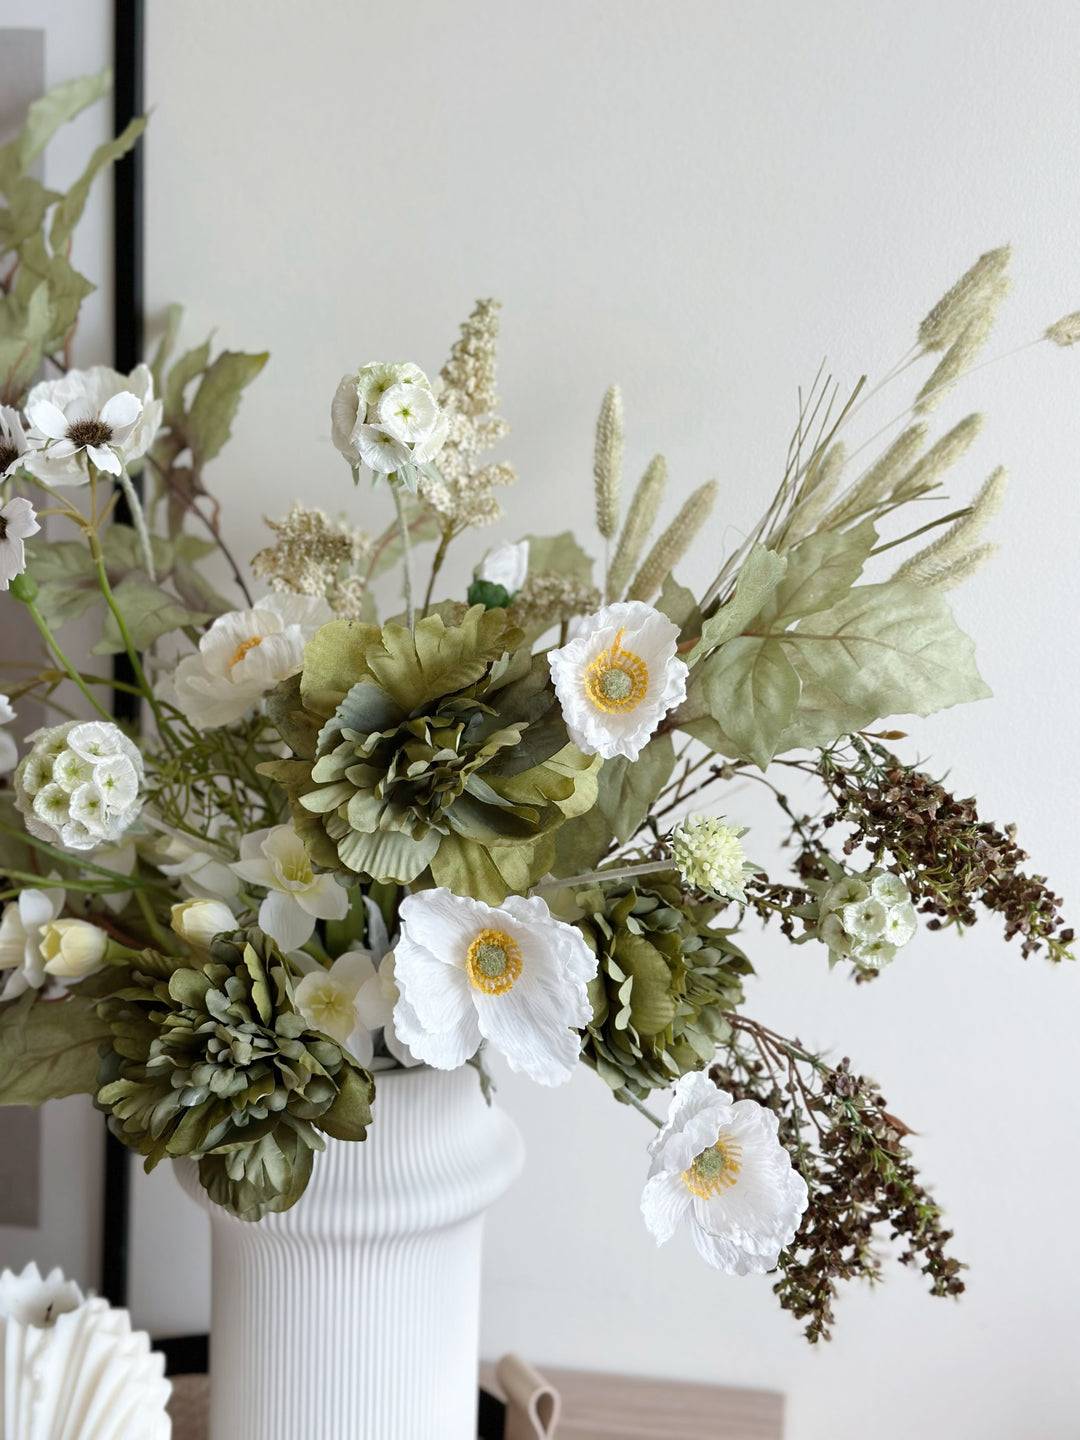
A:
[817,870,918,970]
[14,721,144,852]
[331,362,447,485]
[671,816,754,902]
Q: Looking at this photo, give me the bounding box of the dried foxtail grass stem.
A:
[608,453,666,598]
[891,413,984,502]
[915,301,1001,414]
[824,424,929,527]
[627,478,717,602]
[782,442,847,544]
[593,384,623,541]
[892,466,1007,588]
[918,246,1011,352]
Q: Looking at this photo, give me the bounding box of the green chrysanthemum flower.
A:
[262,605,600,903]
[95,929,374,1222]
[570,880,752,1099]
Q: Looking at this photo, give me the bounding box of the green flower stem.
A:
[530,858,676,895]
[621,1089,663,1129]
[0,818,176,897]
[391,481,415,630]
[20,596,113,721]
[421,528,452,618]
[134,888,179,954]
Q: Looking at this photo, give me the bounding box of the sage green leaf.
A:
[655,573,702,640]
[11,236,94,352]
[686,546,788,666]
[553,802,612,877]
[50,116,146,252]
[300,620,383,717]
[93,577,213,654]
[685,635,801,768]
[150,303,184,392]
[187,350,269,465]
[0,991,112,1106]
[525,532,595,583]
[17,70,111,167]
[596,735,675,844]
[318,1064,374,1142]
[756,519,877,625]
[783,581,991,732]
[163,339,212,418]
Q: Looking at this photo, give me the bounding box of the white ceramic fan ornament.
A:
[0,1263,171,1439]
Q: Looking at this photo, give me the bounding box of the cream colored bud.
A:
[171,898,236,949]
[40,919,107,980]
[1045,311,1080,346]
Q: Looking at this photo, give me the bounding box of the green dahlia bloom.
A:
[262,605,599,903]
[572,881,752,1099]
[95,930,374,1222]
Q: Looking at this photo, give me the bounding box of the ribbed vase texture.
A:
[179,1064,524,1440]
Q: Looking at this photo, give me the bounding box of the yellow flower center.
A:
[465,928,523,995]
[682,1135,743,1198]
[584,629,649,714]
[229,635,263,670]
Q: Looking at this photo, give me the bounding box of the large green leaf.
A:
[595,735,675,844]
[525,532,595,583]
[756,520,877,626]
[50,116,146,252]
[187,350,269,465]
[0,991,111,1106]
[655,573,702,644]
[11,69,112,169]
[683,635,802,769]
[163,339,212,418]
[93,577,214,654]
[686,546,787,665]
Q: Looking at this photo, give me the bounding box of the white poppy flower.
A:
[393,889,596,1085]
[478,540,529,595]
[170,898,238,949]
[641,1071,808,1275]
[0,693,17,775]
[0,887,65,999]
[25,364,162,484]
[39,918,107,982]
[14,721,143,851]
[0,496,40,591]
[0,405,32,479]
[230,823,349,952]
[170,593,332,730]
[548,600,687,761]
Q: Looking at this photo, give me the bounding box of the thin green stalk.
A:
[530,859,676,895]
[422,529,452,617]
[21,599,112,720]
[621,1089,663,1128]
[391,482,415,629]
[134,888,179,953]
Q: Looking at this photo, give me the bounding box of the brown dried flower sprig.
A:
[713,1016,965,1342]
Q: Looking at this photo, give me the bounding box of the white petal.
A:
[259,892,314,952]
[26,401,69,441]
[0,537,26,588]
[99,390,142,431]
[353,424,411,474]
[1,497,40,539]
[87,445,121,475]
[640,1171,693,1245]
[472,982,581,1086]
[391,990,480,1069]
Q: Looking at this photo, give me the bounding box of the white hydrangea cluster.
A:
[331,361,448,487]
[14,721,144,852]
[670,815,754,903]
[817,870,918,970]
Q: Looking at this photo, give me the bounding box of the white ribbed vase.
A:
[179,1064,524,1440]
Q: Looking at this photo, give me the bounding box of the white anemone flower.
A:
[0,496,40,591]
[477,540,529,596]
[548,600,687,761]
[230,823,348,952]
[0,887,65,999]
[25,364,162,483]
[0,405,32,478]
[0,693,17,774]
[641,1071,808,1275]
[170,593,332,730]
[393,889,596,1085]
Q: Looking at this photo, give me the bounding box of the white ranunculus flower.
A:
[0,692,17,774]
[14,721,143,852]
[0,405,32,479]
[39,918,107,982]
[170,593,332,730]
[0,887,65,998]
[170,898,238,949]
[0,496,40,591]
[641,1071,809,1275]
[548,600,687,761]
[393,889,596,1085]
[477,540,529,596]
[230,823,348,952]
[24,364,162,483]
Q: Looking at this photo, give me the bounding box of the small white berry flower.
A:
[377,383,440,445]
[817,869,917,970]
[641,1071,808,1275]
[671,816,754,902]
[548,600,687,761]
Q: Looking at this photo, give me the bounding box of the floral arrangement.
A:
[0,76,1074,1341]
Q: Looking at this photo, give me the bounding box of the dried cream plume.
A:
[509,571,601,631]
[783,441,847,544]
[607,453,666,599]
[892,466,1006,590]
[915,304,999,414]
[891,413,984,502]
[626,479,717,603]
[593,384,623,542]
[918,246,1011,352]
[1045,311,1080,346]
[824,425,928,528]
[252,502,372,619]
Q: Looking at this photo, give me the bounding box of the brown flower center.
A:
[67,417,113,448]
[0,442,18,473]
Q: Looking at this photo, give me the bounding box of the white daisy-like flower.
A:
[817,868,917,969]
[230,823,349,952]
[0,886,65,999]
[169,593,332,730]
[0,693,17,775]
[548,600,687,761]
[641,1070,808,1275]
[24,364,162,483]
[477,540,529,596]
[0,405,32,478]
[670,816,753,902]
[14,721,143,852]
[393,889,597,1085]
[0,496,40,591]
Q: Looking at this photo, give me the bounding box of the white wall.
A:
[136,1,1078,1434]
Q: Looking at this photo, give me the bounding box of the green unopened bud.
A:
[467,579,511,611]
[9,571,37,603]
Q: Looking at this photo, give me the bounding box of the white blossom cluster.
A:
[331,362,447,486]
[14,721,144,852]
[817,870,918,970]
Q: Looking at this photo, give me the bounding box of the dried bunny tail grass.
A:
[892,466,1007,588]
[626,478,717,603]
[593,384,623,540]
[918,245,1012,352]
[823,424,928,527]
[914,297,1003,414]
[608,453,666,598]
[891,413,984,502]
[782,441,847,544]
[1045,310,1080,346]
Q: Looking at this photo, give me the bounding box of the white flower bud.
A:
[39,919,107,981]
[170,899,237,949]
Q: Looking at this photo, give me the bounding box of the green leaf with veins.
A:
[685,546,788,666]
